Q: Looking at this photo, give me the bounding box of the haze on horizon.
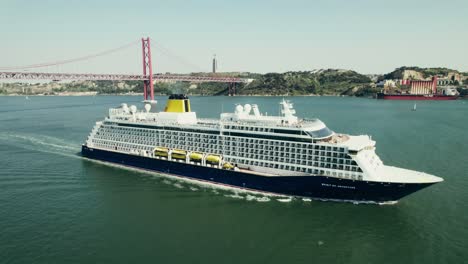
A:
[0,0,466,75]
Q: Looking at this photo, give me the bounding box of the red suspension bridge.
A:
[0,37,248,98]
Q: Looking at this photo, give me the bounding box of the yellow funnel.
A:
[164,94,191,113]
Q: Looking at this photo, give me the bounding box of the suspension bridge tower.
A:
[141,37,156,103]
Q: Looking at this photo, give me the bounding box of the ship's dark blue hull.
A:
[81,146,435,203]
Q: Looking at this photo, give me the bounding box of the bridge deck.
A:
[0,72,249,83]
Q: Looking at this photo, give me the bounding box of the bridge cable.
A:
[0,39,140,71]
[151,41,205,73]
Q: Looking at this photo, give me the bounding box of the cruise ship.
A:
[82,95,443,203]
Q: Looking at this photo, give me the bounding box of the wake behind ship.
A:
[82,95,443,203]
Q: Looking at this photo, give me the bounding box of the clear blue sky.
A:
[1,0,467,74]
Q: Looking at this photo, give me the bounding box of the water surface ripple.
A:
[1,96,467,264]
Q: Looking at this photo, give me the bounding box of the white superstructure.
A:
[85,97,442,184]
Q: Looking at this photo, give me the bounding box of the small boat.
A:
[171,149,187,160]
[412,103,417,111]
[189,152,203,161]
[206,154,221,164]
[154,147,168,157]
[222,162,235,170]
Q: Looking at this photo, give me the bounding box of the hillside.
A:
[237,70,373,96]
[2,67,466,97]
[0,80,143,95]
[382,66,464,81]
[0,69,377,97]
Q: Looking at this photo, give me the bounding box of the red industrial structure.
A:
[409,76,438,95]
[377,76,458,100]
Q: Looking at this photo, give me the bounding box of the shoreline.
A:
[0,93,354,97]
[1,93,464,99]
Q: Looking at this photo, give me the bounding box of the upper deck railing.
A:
[107,108,325,132]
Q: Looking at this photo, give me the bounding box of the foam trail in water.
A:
[82,157,348,205]
[246,195,256,201]
[0,132,81,159]
[277,197,293,203]
[162,179,172,185]
[0,132,80,152]
[224,193,244,200]
[173,183,184,189]
[256,197,270,202]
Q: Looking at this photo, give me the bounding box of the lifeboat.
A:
[154,147,168,157]
[189,152,203,161]
[206,154,221,164]
[222,162,234,170]
[171,149,187,160]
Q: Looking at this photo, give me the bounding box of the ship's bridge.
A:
[303,126,334,139]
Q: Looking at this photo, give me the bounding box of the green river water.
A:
[0,95,467,264]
